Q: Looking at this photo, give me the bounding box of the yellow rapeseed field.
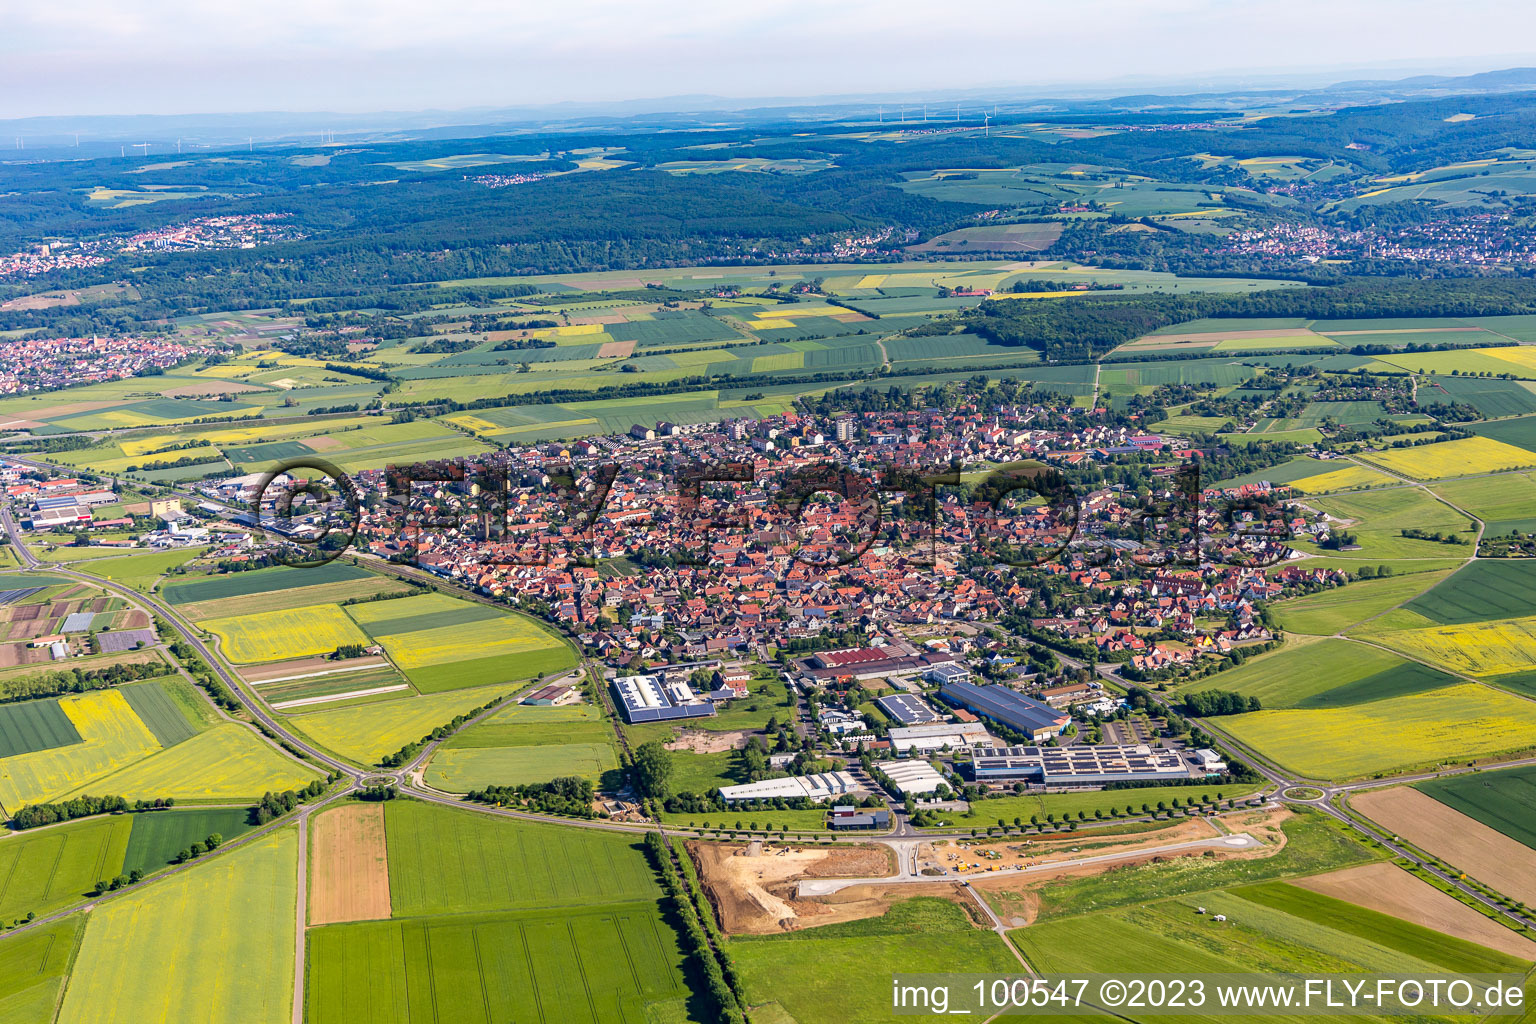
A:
[1221,683,1536,780]
[203,603,371,663]
[1359,435,1534,480]
[57,724,320,802]
[0,691,161,811]
[286,687,509,763]
[854,274,888,288]
[1290,465,1393,494]
[380,618,560,671]
[1369,615,1536,677]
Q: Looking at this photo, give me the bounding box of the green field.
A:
[1220,683,1536,780]
[1402,560,1536,624]
[344,591,503,637]
[85,547,209,592]
[939,781,1264,828]
[0,815,131,922]
[385,800,660,915]
[306,904,693,1024]
[372,613,575,692]
[1272,571,1449,635]
[57,828,297,1024]
[162,562,374,605]
[121,807,259,875]
[732,899,1018,1024]
[118,678,200,746]
[1416,764,1536,850]
[424,742,619,790]
[0,916,83,1023]
[0,697,81,757]
[1434,470,1536,535]
[1178,637,1458,709]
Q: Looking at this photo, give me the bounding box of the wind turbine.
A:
[132,142,150,157]
[983,113,991,137]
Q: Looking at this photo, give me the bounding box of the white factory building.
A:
[888,721,995,755]
[880,760,948,796]
[718,771,860,804]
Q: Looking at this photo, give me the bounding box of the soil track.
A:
[308,802,391,925]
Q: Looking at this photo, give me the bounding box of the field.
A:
[384,800,659,915]
[1353,786,1536,904]
[57,722,322,802]
[306,904,692,1024]
[1287,463,1397,493]
[162,562,374,606]
[938,781,1263,828]
[731,899,1020,1024]
[85,547,209,592]
[1434,470,1536,534]
[56,828,297,1024]
[284,685,510,764]
[0,814,132,922]
[305,799,690,1024]
[1176,636,1457,709]
[118,678,200,746]
[1221,683,1536,780]
[0,916,83,1024]
[310,802,391,925]
[1012,877,1530,999]
[1401,560,1536,624]
[121,807,257,875]
[0,689,161,811]
[1290,863,1536,962]
[1358,613,1536,677]
[1357,435,1536,480]
[1272,571,1448,635]
[424,742,619,790]
[0,696,81,756]
[368,612,574,692]
[203,602,371,663]
[1415,763,1536,850]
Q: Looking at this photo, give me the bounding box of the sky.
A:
[5,0,1536,118]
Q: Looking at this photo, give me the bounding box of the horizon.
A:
[6,0,1536,120]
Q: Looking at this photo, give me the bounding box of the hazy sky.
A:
[5,0,1536,118]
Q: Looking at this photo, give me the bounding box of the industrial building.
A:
[888,721,994,754]
[879,759,948,796]
[939,681,1069,741]
[969,744,1196,788]
[718,771,860,803]
[875,693,941,726]
[522,683,577,706]
[610,674,717,724]
[828,806,890,831]
[797,645,961,683]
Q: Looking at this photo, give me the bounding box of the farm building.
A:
[888,722,995,755]
[610,674,716,724]
[939,681,1069,741]
[522,683,577,706]
[969,744,1195,788]
[718,771,860,804]
[880,760,948,796]
[875,693,941,725]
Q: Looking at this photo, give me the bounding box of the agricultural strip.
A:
[424,742,618,791]
[0,698,81,757]
[122,807,258,876]
[117,678,200,746]
[309,802,391,925]
[0,917,83,1024]
[0,815,131,922]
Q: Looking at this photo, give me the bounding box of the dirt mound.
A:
[689,841,898,934]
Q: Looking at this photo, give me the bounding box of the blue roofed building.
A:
[939,680,1069,741]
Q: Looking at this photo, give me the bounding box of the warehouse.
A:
[939,681,1069,741]
[875,693,941,725]
[827,807,891,831]
[879,759,948,796]
[888,721,994,754]
[969,744,1196,788]
[718,771,860,803]
[797,645,961,683]
[610,674,717,724]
